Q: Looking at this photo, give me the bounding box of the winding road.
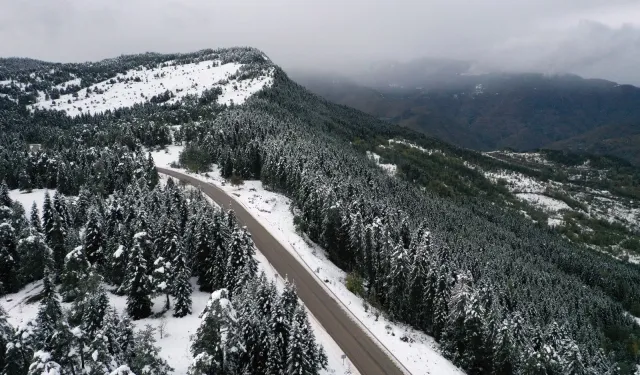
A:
[157,167,406,375]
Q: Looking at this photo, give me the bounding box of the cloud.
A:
[473,20,640,84]
[0,0,638,84]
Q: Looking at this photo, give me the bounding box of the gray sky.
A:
[1,0,639,84]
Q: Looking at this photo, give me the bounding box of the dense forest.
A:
[1,47,640,374]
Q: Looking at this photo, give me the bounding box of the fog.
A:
[1,0,639,84]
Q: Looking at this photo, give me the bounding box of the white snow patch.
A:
[29,60,273,117]
[8,189,55,214]
[389,139,446,157]
[366,151,397,176]
[516,193,571,213]
[484,170,546,194]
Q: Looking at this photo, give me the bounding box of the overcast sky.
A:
[1,0,639,84]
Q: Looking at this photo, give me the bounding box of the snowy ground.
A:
[8,189,55,214]
[1,278,212,374]
[366,151,397,176]
[28,59,274,117]
[152,147,464,375]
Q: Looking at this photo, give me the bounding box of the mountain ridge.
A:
[291,65,640,165]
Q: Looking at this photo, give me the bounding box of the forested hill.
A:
[292,69,640,165]
[2,48,640,374]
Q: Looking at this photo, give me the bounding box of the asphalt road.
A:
[158,167,406,375]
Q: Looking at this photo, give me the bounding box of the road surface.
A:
[158,167,406,375]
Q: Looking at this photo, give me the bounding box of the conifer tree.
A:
[29,203,42,233]
[17,229,50,284]
[73,186,91,228]
[172,248,192,318]
[47,211,67,272]
[82,282,110,337]
[86,330,118,375]
[60,246,91,302]
[27,352,62,375]
[0,307,13,373]
[42,192,53,239]
[190,288,241,375]
[129,325,173,375]
[0,181,11,208]
[286,318,308,375]
[84,208,105,268]
[4,326,34,375]
[125,232,153,320]
[0,223,19,294]
[224,227,257,295]
[18,170,32,193]
[116,314,136,361]
[32,265,62,350]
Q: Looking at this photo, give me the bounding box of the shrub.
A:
[345,272,365,297]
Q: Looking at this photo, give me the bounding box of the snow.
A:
[483,170,546,194]
[29,60,274,117]
[152,150,464,375]
[516,193,571,213]
[366,151,397,176]
[151,145,184,168]
[1,278,212,374]
[547,218,564,227]
[8,188,54,214]
[389,139,446,157]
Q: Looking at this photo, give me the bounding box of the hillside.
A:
[292,67,640,165]
[2,48,640,374]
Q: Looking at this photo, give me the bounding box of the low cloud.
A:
[0,0,638,84]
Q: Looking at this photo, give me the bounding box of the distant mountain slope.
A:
[292,67,640,164]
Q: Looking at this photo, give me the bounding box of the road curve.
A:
[158,167,406,375]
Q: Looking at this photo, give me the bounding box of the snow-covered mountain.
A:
[0,48,274,117]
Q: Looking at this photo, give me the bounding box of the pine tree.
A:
[52,192,70,228]
[18,170,32,193]
[32,266,62,350]
[27,351,61,375]
[209,211,228,291]
[0,307,14,373]
[387,245,408,320]
[82,282,111,337]
[47,210,67,272]
[110,229,130,291]
[432,264,451,341]
[86,330,118,375]
[0,223,19,294]
[0,181,11,208]
[116,314,135,361]
[60,246,91,302]
[84,208,105,268]
[101,307,123,362]
[128,325,173,375]
[125,232,153,320]
[224,227,257,296]
[42,192,53,239]
[29,203,42,233]
[73,186,91,228]
[286,318,308,375]
[172,248,192,318]
[4,326,34,375]
[194,210,215,292]
[292,305,327,375]
[17,229,50,284]
[190,288,241,375]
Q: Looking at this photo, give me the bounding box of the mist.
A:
[1,0,639,85]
